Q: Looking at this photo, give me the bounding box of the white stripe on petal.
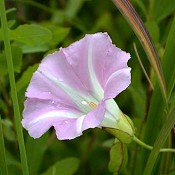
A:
[100,99,122,128]
[27,110,81,128]
[87,41,104,100]
[106,99,120,120]
[38,70,98,113]
[76,115,86,133]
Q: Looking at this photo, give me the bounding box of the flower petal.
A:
[61,33,105,100]
[26,50,93,99]
[26,71,77,109]
[22,32,132,140]
[104,68,131,99]
[81,101,106,131]
[62,32,130,100]
[102,45,130,85]
[22,98,106,140]
[55,101,106,140]
[22,98,83,139]
[101,99,122,128]
[61,37,93,93]
[38,51,91,93]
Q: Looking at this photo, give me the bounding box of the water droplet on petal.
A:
[64,120,68,124]
[81,101,88,105]
[51,101,55,104]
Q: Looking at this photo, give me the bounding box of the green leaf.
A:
[139,16,175,175]
[16,64,38,92]
[153,0,175,22]
[41,23,70,47]
[128,67,146,118]
[92,12,111,32]
[6,150,22,175]
[139,85,164,173]
[167,170,175,175]
[65,0,85,19]
[162,16,175,98]
[108,140,128,173]
[41,157,80,175]
[2,119,15,141]
[50,27,70,47]
[143,108,175,175]
[112,0,167,101]
[133,0,147,16]
[0,99,7,115]
[26,134,48,175]
[19,43,50,54]
[14,25,70,53]
[145,21,160,43]
[9,24,52,45]
[0,117,8,175]
[7,20,16,28]
[0,46,22,76]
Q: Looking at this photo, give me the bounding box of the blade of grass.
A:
[112,0,167,101]
[162,16,175,100]
[143,108,175,175]
[0,116,8,175]
[0,1,29,175]
[16,0,54,13]
[140,15,175,173]
[133,43,154,90]
[141,17,175,174]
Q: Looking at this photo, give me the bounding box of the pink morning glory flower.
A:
[22,32,131,140]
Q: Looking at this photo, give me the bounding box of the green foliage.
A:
[41,157,80,175]
[0,117,8,175]
[26,134,48,175]
[16,64,38,92]
[108,140,128,174]
[153,0,175,22]
[1,119,15,141]
[145,21,160,43]
[9,24,52,45]
[0,46,22,76]
[162,16,175,97]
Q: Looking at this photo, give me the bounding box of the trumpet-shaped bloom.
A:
[22,32,131,140]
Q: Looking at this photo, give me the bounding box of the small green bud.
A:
[108,139,128,173]
[104,113,135,144]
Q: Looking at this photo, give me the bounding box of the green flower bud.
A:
[108,139,128,173]
[104,113,135,144]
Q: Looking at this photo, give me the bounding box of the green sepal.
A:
[105,114,135,144]
[108,139,128,174]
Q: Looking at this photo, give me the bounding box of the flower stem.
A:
[0,116,8,175]
[0,1,29,175]
[133,136,175,153]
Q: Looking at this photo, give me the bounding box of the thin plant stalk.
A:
[0,1,29,175]
[133,43,154,90]
[0,116,8,175]
[133,136,175,153]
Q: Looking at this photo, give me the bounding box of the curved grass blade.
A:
[112,0,167,101]
[143,108,175,175]
[133,42,154,90]
[162,16,175,100]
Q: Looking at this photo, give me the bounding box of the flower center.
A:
[38,70,99,113]
[81,100,97,111]
[89,102,97,109]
